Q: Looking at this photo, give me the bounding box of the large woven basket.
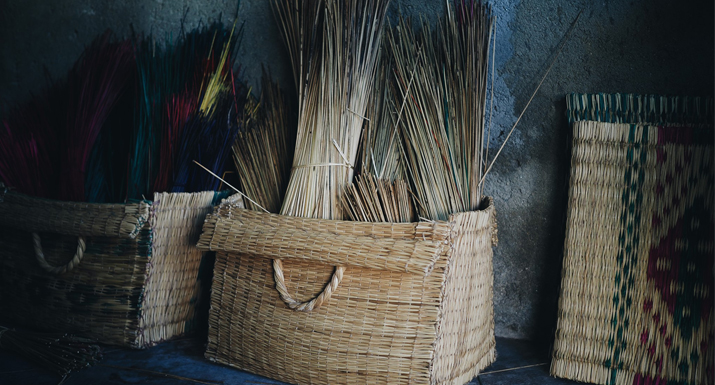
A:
[0,187,220,348]
[197,195,498,385]
[551,94,714,385]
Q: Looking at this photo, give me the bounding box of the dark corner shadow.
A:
[532,95,571,355]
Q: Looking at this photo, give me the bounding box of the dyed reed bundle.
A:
[388,2,493,221]
[0,85,64,199]
[130,21,241,199]
[341,174,414,223]
[171,27,243,194]
[1,32,134,202]
[274,0,391,220]
[232,70,296,213]
[60,31,135,202]
[84,64,137,203]
[0,325,102,377]
[172,102,238,193]
[151,93,198,193]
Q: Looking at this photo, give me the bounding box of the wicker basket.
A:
[0,187,220,348]
[197,194,497,385]
[551,94,714,385]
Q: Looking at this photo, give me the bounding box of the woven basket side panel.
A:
[552,121,714,385]
[138,191,216,348]
[198,207,451,275]
[431,208,496,385]
[0,192,149,238]
[0,226,151,347]
[206,251,449,385]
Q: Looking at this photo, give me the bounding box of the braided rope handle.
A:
[272,259,344,312]
[32,233,86,275]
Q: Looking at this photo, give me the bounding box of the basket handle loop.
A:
[32,232,86,275]
[272,259,344,312]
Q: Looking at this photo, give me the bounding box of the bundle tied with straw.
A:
[0,325,102,377]
[274,0,391,220]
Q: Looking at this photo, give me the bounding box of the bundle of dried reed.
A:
[273,0,391,220]
[341,173,414,223]
[387,2,494,221]
[232,69,295,213]
[356,47,405,182]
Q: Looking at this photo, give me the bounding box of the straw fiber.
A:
[552,94,714,385]
[199,195,497,385]
[0,189,217,348]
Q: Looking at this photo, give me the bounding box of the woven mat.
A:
[552,94,714,385]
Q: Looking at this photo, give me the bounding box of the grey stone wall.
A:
[1,0,712,341]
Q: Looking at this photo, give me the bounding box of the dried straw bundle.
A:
[273,0,391,220]
[232,70,296,213]
[356,47,405,181]
[0,325,102,377]
[341,173,414,223]
[388,2,493,221]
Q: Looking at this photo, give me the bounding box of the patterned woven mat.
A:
[551,94,714,385]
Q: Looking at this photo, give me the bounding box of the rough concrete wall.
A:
[0,0,712,340]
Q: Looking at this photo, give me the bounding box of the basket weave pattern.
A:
[0,190,216,348]
[552,120,714,385]
[198,196,497,385]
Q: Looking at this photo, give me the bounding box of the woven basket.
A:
[197,195,498,385]
[0,187,220,348]
[551,94,714,385]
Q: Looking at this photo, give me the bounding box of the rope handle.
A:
[272,259,344,312]
[32,233,86,275]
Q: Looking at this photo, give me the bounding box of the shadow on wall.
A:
[0,0,241,108]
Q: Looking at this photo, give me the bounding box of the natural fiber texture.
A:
[201,195,497,384]
[137,191,216,347]
[552,115,714,385]
[0,189,219,348]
